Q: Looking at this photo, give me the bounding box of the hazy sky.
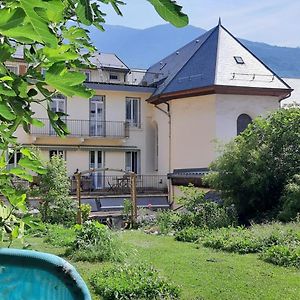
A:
[101,0,300,47]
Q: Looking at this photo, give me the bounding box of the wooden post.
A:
[130,172,137,226]
[76,172,82,225]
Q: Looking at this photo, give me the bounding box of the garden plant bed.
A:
[2,230,300,300]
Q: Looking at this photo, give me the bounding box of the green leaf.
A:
[19,0,58,47]
[0,76,14,82]
[7,192,27,211]
[0,101,16,120]
[101,0,125,16]
[45,62,94,98]
[42,45,79,63]
[0,43,15,63]
[0,8,25,31]
[31,118,44,128]
[0,84,16,96]
[22,215,44,229]
[19,157,46,175]
[0,153,6,168]
[11,226,19,239]
[10,168,33,182]
[63,26,89,41]
[17,80,28,98]
[36,0,65,23]
[76,0,94,25]
[147,0,188,27]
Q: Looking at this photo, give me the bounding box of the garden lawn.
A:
[2,230,300,300]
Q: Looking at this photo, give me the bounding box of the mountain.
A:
[89,24,300,78]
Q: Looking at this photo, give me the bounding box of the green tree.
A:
[205,107,300,222]
[0,0,188,242]
[39,155,76,225]
[278,175,300,222]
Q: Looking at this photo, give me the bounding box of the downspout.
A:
[154,103,173,206]
[279,92,292,107]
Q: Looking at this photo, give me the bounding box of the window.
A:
[125,151,140,173]
[7,150,21,169]
[234,56,245,64]
[6,65,19,74]
[84,71,91,82]
[109,73,119,81]
[50,94,66,113]
[126,97,141,127]
[90,151,103,189]
[49,150,65,159]
[237,114,252,135]
[90,96,105,136]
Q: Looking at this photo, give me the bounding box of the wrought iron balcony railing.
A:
[30,118,129,139]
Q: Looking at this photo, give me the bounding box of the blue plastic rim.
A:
[0,248,91,300]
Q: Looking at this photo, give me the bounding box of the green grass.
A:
[2,231,300,300]
[120,231,300,300]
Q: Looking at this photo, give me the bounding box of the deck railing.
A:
[70,174,168,195]
[31,118,129,139]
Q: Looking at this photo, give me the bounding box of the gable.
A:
[215,26,290,90]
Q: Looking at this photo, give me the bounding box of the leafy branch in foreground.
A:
[0,0,188,244]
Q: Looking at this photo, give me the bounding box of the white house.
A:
[11,21,293,207]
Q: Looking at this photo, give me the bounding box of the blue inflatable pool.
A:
[0,248,91,300]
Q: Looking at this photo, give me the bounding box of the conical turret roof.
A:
[145,22,292,103]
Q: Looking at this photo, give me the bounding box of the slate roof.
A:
[145,22,292,100]
[144,27,218,96]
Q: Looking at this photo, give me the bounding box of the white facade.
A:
[11,24,294,199]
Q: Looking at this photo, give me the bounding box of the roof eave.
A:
[147,85,294,105]
[100,66,130,73]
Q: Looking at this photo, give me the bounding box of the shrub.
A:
[175,227,209,243]
[192,202,237,229]
[156,210,180,234]
[176,184,206,211]
[205,107,300,222]
[90,264,180,300]
[278,175,300,222]
[260,245,300,268]
[200,222,300,254]
[174,185,237,230]
[80,204,91,223]
[173,212,195,231]
[201,227,262,254]
[123,198,132,218]
[44,224,76,247]
[67,220,124,262]
[39,155,76,226]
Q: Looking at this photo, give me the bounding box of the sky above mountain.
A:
[89,24,300,78]
[100,0,300,48]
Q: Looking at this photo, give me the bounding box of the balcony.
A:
[70,174,168,195]
[31,118,129,139]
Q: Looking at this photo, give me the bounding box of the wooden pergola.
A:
[74,168,137,225]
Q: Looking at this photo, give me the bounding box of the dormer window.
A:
[234,56,245,64]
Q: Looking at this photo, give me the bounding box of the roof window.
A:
[234,56,245,64]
